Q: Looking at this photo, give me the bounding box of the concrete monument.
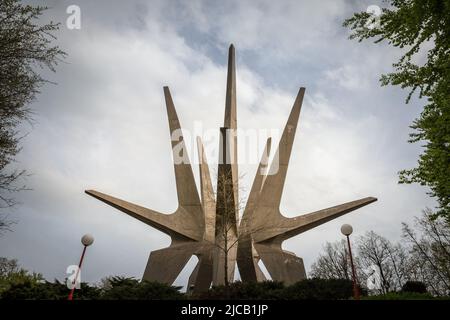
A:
[86,44,377,292]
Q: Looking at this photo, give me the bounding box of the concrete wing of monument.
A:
[237,87,377,284]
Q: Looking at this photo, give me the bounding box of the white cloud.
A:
[323,65,370,91]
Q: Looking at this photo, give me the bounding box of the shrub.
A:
[196,279,357,300]
[282,279,354,300]
[1,279,100,300]
[195,281,284,300]
[99,277,184,300]
[401,281,428,294]
[363,292,435,300]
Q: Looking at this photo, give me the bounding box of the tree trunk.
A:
[224,243,229,287]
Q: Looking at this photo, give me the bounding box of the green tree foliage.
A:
[401,281,428,294]
[195,281,285,300]
[0,257,99,300]
[1,264,360,300]
[343,0,450,220]
[1,279,100,300]
[0,257,43,296]
[99,276,185,300]
[0,0,65,223]
[281,279,355,300]
[196,279,357,300]
[1,269,184,300]
[1,262,441,300]
[363,291,436,300]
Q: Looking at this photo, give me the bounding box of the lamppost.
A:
[68,234,94,300]
[341,224,360,300]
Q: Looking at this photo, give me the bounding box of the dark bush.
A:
[401,281,428,294]
[196,279,358,300]
[99,277,184,300]
[363,292,435,300]
[282,278,354,300]
[195,281,284,300]
[1,279,100,300]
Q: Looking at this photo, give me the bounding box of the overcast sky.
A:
[0,0,435,289]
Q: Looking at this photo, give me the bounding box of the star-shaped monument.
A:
[85,44,377,292]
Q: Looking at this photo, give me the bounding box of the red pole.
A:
[68,245,87,301]
[346,235,360,300]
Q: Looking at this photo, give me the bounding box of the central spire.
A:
[214,44,240,285]
[224,44,237,129]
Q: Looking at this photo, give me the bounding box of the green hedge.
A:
[1,277,446,300]
[363,292,436,300]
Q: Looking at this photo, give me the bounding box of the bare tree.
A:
[357,231,408,294]
[402,209,450,296]
[383,241,409,291]
[310,239,368,288]
[310,240,353,280]
[0,214,14,236]
[0,257,19,277]
[310,210,450,296]
[214,170,246,287]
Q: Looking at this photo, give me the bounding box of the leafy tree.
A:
[344,0,450,220]
[0,0,65,229]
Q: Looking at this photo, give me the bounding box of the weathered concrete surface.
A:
[85,44,377,291]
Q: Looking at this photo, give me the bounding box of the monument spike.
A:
[259,87,305,211]
[196,136,216,242]
[84,190,199,240]
[237,138,271,282]
[274,197,377,242]
[163,87,203,211]
[220,44,239,219]
[240,137,272,229]
[224,44,237,129]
